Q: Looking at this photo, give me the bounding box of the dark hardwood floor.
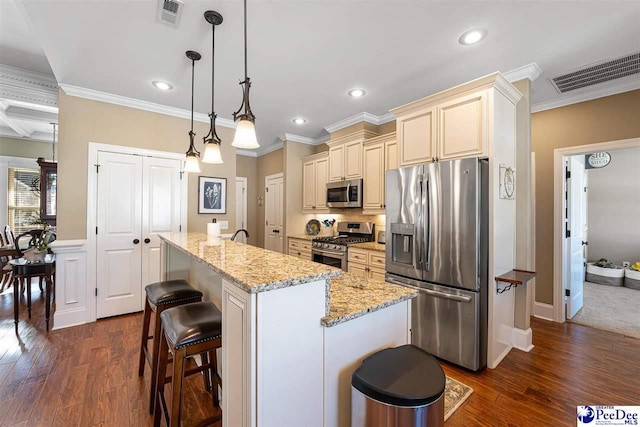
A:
[0,281,638,426]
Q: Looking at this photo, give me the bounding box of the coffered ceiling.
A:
[1,0,639,152]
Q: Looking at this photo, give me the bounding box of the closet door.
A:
[141,156,182,288]
[96,152,143,318]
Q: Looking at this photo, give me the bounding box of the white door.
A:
[96,152,143,318]
[235,177,248,244]
[265,173,284,253]
[97,153,182,318]
[566,155,587,319]
[142,157,182,287]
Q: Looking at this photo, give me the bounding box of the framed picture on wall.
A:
[199,176,226,214]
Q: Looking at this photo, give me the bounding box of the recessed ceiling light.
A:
[458,29,487,45]
[152,80,173,91]
[348,88,366,98]
[292,117,307,125]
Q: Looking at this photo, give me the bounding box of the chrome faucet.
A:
[231,229,250,241]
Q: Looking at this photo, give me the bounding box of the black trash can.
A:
[351,345,445,427]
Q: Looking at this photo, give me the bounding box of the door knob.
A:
[133,239,140,244]
[144,238,151,244]
[582,241,588,246]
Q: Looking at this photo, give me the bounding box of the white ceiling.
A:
[1,0,639,152]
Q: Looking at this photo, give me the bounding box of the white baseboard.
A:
[512,327,534,352]
[488,344,513,369]
[52,308,89,330]
[534,302,555,321]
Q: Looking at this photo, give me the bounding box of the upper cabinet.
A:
[363,132,397,214]
[326,130,377,182]
[391,73,519,167]
[302,152,329,212]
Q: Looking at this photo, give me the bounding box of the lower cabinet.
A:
[348,248,386,280]
[288,237,312,260]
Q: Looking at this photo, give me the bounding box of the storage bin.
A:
[585,263,624,287]
[624,268,640,290]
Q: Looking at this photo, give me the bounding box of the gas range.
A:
[311,222,375,270]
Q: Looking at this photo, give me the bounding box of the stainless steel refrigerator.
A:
[385,157,488,371]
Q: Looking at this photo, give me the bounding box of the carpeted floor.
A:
[444,376,473,421]
[570,281,640,339]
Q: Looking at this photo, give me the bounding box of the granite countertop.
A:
[349,242,386,252]
[322,273,417,327]
[160,233,341,294]
[287,234,317,241]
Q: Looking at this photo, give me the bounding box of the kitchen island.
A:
[160,232,416,427]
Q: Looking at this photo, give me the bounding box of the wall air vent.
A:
[157,0,184,26]
[550,52,640,93]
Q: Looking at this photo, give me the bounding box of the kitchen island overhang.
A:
[159,232,416,427]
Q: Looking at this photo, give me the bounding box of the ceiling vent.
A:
[157,0,184,26]
[550,52,640,93]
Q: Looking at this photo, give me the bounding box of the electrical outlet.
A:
[218,221,229,230]
[623,261,630,268]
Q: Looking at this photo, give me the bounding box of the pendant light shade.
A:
[202,10,224,164]
[183,50,202,173]
[202,141,223,164]
[184,151,201,173]
[231,0,259,149]
[231,119,259,149]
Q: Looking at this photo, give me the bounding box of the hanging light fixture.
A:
[202,10,224,164]
[231,0,259,149]
[183,50,202,173]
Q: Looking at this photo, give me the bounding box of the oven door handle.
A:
[386,279,472,303]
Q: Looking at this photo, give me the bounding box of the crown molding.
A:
[257,141,284,156]
[235,149,258,157]
[58,83,237,129]
[531,78,640,113]
[494,74,524,104]
[503,63,542,82]
[277,132,329,145]
[324,111,392,134]
[0,65,59,107]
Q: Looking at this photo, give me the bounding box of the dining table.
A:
[10,254,56,331]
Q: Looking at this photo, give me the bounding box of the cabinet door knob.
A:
[133,239,140,244]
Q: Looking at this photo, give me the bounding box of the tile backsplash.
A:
[300,213,385,236]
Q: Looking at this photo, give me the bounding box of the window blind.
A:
[8,168,41,234]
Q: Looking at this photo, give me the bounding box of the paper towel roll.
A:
[207,222,221,238]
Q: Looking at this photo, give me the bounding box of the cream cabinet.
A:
[288,237,313,260]
[348,247,386,280]
[362,132,397,214]
[328,139,363,182]
[302,152,329,212]
[392,85,490,167]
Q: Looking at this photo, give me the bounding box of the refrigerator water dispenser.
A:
[390,223,415,265]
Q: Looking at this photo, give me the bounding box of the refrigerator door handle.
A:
[387,279,473,303]
[425,178,431,271]
[416,174,424,269]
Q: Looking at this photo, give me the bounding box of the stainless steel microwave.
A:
[326,179,362,208]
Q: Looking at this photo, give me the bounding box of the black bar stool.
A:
[154,301,222,427]
[138,279,203,413]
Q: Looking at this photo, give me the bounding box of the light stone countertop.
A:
[287,234,317,241]
[322,273,417,327]
[349,241,386,252]
[160,233,341,295]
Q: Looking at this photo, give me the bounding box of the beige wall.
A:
[531,89,640,304]
[57,90,237,240]
[256,148,283,247]
[236,155,258,246]
[377,120,396,135]
[0,136,55,159]
[284,141,315,237]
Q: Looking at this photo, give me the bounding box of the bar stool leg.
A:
[138,298,152,377]
[202,351,212,391]
[170,347,186,427]
[154,324,170,427]
[210,349,220,408]
[149,305,165,414]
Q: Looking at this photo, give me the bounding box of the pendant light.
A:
[183,50,202,173]
[231,0,259,149]
[202,10,224,164]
